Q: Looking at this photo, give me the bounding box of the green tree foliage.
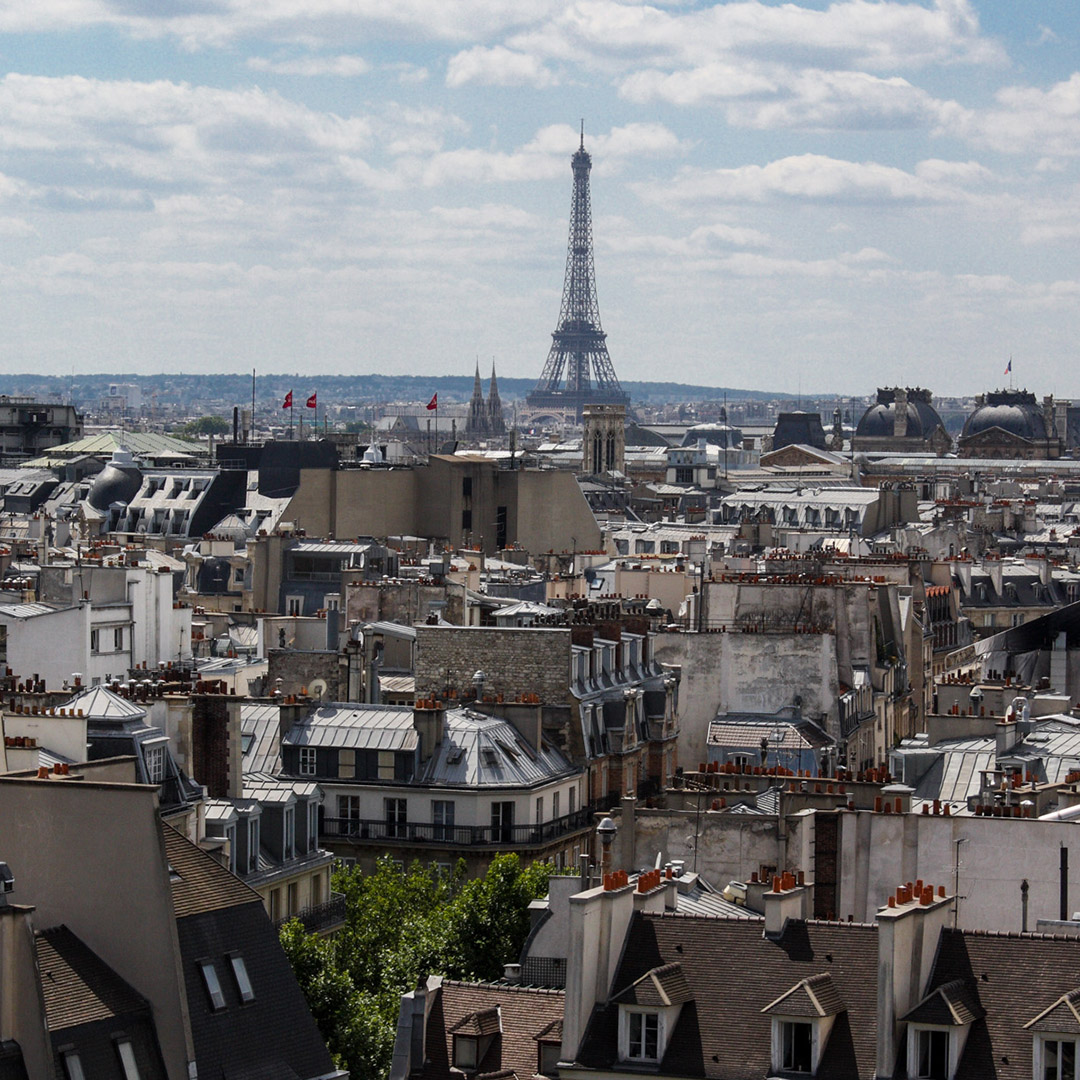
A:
[280,854,556,1080]
[180,415,231,436]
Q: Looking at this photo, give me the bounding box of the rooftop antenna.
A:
[580,118,584,150]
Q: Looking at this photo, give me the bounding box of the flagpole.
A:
[290,398,294,438]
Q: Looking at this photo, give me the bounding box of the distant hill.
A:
[0,372,784,408]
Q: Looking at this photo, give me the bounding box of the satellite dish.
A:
[309,678,329,701]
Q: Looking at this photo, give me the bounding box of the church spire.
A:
[488,360,506,435]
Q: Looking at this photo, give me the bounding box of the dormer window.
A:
[1025,988,1080,1080]
[902,979,982,1080]
[614,963,693,1067]
[448,1006,501,1072]
[762,972,846,1077]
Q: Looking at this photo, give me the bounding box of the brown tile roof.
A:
[419,981,564,1080]
[534,1019,562,1043]
[1025,989,1080,1034]
[162,822,260,919]
[35,925,149,1031]
[449,1007,502,1038]
[928,928,1080,1080]
[762,972,845,1018]
[902,978,983,1027]
[611,963,693,1007]
[576,912,879,1080]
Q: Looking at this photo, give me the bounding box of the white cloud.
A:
[634,153,987,208]
[446,45,555,87]
[247,54,369,77]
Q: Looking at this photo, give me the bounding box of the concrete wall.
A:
[653,631,838,768]
[513,469,601,555]
[789,808,1080,932]
[0,778,193,1079]
[415,626,572,704]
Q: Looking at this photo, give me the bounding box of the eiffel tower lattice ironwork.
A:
[527,125,630,419]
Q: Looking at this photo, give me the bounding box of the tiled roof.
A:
[576,913,879,1079]
[163,822,261,918]
[449,1006,502,1037]
[1025,988,1080,1034]
[35,925,149,1031]
[762,972,845,1018]
[612,963,693,1007]
[902,978,983,1027]
[419,981,564,1080]
[928,929,1080,1080]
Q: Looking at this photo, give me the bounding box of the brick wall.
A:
[415,626,572,704]
[191,694,231,799]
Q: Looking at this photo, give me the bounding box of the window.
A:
[143,745,166,785]
[491,801,514,843]
[299,747,317,775]
[536,796,544,823]
[538,1042,561,1076]
[462,476,473,498]
[454,1035,478,1071]
[286,596,303,617]
[199,959,226,1010]
[338,795,361,835]
[284,806,295,859]
[496,505,507,550]
[116,1039,141,1080]
[287,881,298,915]
[432,800,455,841]
[1041,1038,1078,1080]
[90,629,99,653]
[569,786,576,815]
[781,1021,813,1073]
[247,818,259,873]
[915,1028,949,1079]
[553,791,560,820]
[462,509,472,531]
[114,627,124,651]
[385,797,407,838]
[308,801,319,848]
[61,1052,86,1080]
[628,1012,659,1061]
[229,954,255,1003]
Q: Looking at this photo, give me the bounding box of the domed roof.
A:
[961,390,1048,443]
[87,449,142,512]
[855,388,945,440]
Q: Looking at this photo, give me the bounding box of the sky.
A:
[1,1,1079,397]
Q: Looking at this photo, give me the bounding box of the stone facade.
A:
[267,648,342,701]
[415,625,572,704]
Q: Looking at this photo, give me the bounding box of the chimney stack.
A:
[763,873,811,938]
[413,700,445,764]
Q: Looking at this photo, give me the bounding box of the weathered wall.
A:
[267,649,342,701]
[415,625,572,703]
[654,631,839,768]
[514,469,602,554]
[787,808,1080,932]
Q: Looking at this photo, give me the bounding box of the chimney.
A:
[987,559,1003,598]
[763,873,811,938]
[563,875,636,1062]
[875,886,953,1079]
[413,700,445,764]
[389,974,443,1080]
[881,783,914,815]
[996,717,1020,759]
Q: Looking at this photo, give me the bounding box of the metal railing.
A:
[276,891,346,933]
[321,805,596,848]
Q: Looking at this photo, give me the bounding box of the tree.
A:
[281,854,558,1080]
[180,415,231,436]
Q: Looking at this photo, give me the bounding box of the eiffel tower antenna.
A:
[526,123,629,420]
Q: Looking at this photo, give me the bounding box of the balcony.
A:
[276,890,346,934]
[320,805,597,849]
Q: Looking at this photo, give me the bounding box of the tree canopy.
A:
[281,854,556,1080]
[180,414,231,436]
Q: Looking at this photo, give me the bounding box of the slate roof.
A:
[611,963,693,1007]
[449,1006,503,1037]
[902,978,983,1027]
[1025,988,1080,1034]
[419,982,565,1080]
[241,702,282,774]
[163,822,261,919]
[925,928,1080,1080]
[35,925,149,1031]
[762,972,845,1018]
[575,912,879,1080]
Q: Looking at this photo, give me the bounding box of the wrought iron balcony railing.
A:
[276,891,347,933]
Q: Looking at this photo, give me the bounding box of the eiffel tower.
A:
[526,124,630,420]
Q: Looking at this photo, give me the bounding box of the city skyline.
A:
[0,2,1078,395]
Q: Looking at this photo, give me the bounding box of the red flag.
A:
[426,393,438,411]
[282,391,293,409]
[306,392,317,409]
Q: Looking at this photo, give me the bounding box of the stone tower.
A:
[582,403,626,475]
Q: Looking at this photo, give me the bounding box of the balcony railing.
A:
[276,891,346,934]
[320,805,596,848]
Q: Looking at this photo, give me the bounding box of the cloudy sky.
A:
[1,0,1079,396]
